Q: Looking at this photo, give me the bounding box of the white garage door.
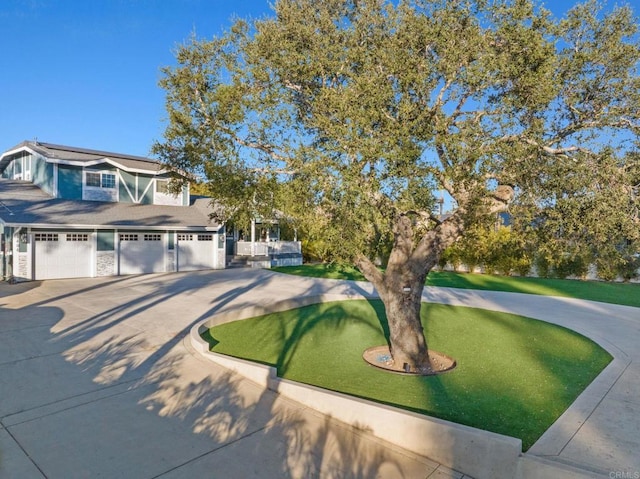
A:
[34,232,93,280]
[177,233,215,271]
[119,233,166,275]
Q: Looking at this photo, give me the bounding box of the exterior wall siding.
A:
[1,158,14,179]
[32,154,55,195]
[57,165,83,199]
[118,170,136,203]
[138,175,154,204]
[116,171,158,204]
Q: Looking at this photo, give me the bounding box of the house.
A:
[0,140,231,281]
[0,140,302,281]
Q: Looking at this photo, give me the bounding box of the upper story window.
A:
[156,179,170,194]
[83,170,118,202]
[154,178,183,206]
[86,171,116,189]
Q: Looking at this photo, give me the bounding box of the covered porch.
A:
[226,218,303,268]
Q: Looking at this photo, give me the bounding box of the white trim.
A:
[91,231,97,277]
[0,146,39,163]
[140,177,155,201]
[0,222,221,231]
[24,154,31,181]
[1,145,166,175]
[47,157,166,175]
[115,229,121,275]
[82,169,118,202]
[53,163,59,198]
[117,170,137,203]
[213,233,218,268]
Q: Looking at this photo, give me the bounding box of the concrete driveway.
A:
[0,269,461,479]
[1,269,638,478]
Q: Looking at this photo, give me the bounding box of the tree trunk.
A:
[355,213,465,372]
[380,270,430,372]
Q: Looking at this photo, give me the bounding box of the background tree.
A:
[153,0,640,372]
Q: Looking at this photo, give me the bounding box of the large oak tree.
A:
[154,0,639,372]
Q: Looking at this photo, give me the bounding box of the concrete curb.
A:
[189,295,523,479]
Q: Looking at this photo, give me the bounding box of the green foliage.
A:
[441,221,533,276]
[154,0,640,274]
[534,247,592,279]
[555,252,592,280]
[484,228,532,276]
[594,245,640,282]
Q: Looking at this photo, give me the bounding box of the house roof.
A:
[0,141,167,175]
[0,179,220,231]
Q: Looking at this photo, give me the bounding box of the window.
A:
[101,174,115,188]
[35,233,58,241]
[197,234,213,241]
[144,234,161,241]
[86,171,116,189]
[66,233,89,241]
[177,234,193,241]
[156,179,169,194]
[119,234,138,241]
[86,172,101,187]
[97,231,115,251]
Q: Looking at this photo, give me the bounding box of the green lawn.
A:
[271,264,640,308]
[204,300,612,450]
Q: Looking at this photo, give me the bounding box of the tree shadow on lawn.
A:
[427,271,567,297]
[2,271,426,478]
[206,297,613,452]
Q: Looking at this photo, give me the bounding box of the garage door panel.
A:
[177,234,215,271]
[119,233,165,275]
[34,232,92,280]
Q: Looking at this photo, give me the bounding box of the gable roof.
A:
[0,179,219,231]
[0,141,167,175]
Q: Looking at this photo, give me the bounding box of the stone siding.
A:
[96,251,115,277]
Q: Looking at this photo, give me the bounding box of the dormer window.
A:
[154,178,183,206]
[155,179,170,194]
[83,170,118,202]
[86,171,116,189]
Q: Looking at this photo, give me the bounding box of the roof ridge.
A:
[29,141,158,164]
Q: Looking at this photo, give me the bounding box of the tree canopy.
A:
[154,0,640,370]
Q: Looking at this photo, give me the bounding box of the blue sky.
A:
[1,0,274,156]
[0,0,606,158]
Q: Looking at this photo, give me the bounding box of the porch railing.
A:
[235,241,301,257]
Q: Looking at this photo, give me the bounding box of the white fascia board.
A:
[102,158,169,174]
[2,222,220,231]
[0,146,39,162]
[46,157,168,175]
[1,147,171,176]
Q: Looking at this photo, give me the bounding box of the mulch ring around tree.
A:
[363,345,457,376]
